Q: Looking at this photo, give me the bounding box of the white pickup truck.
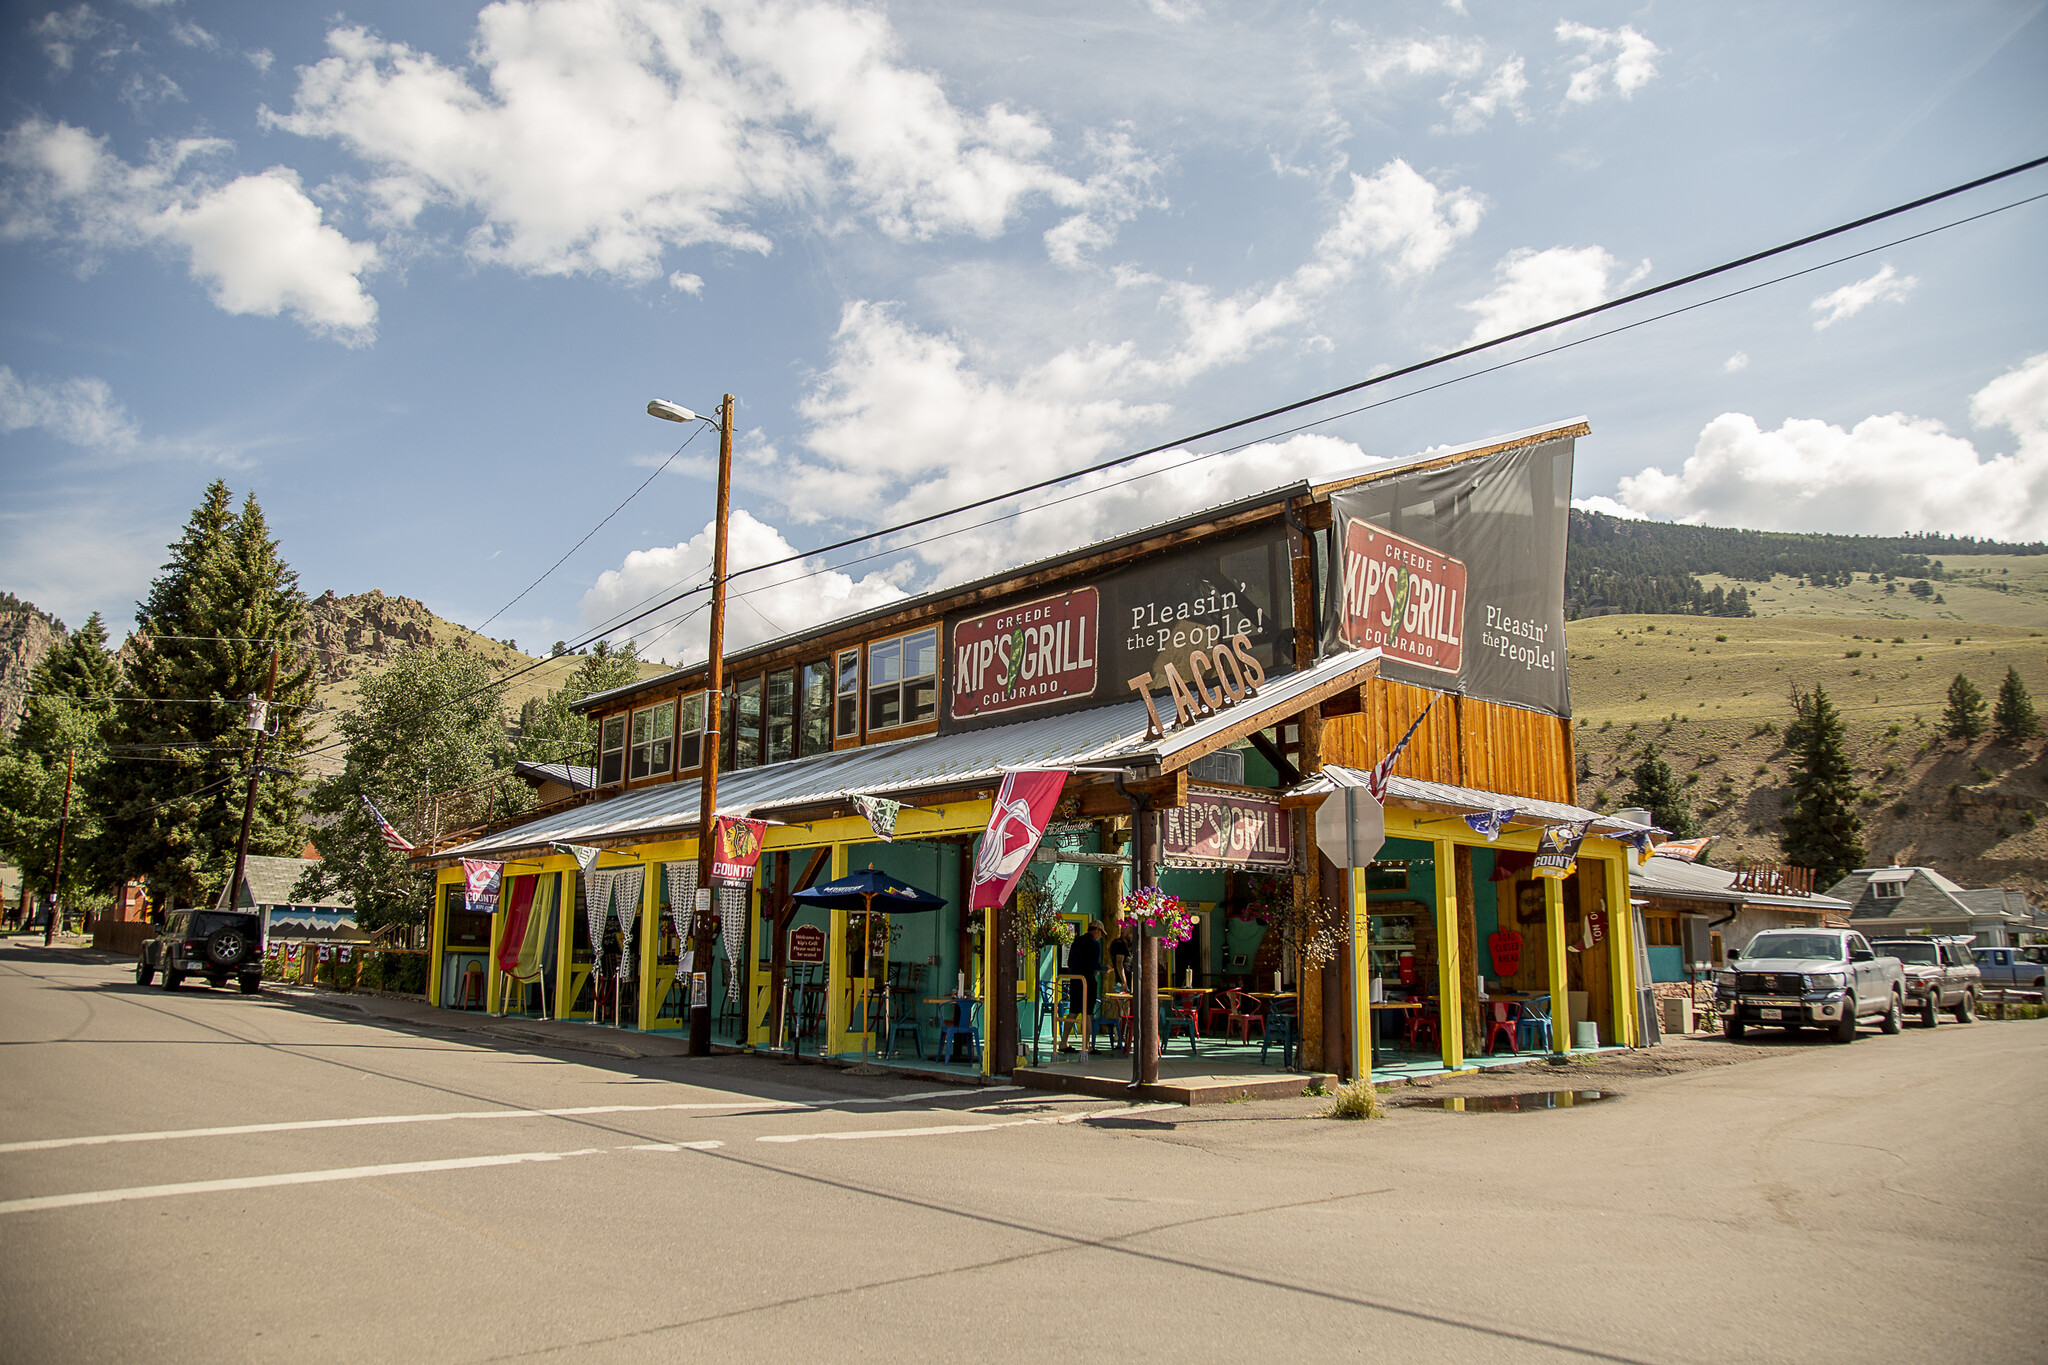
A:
[1715,928,1905,1043]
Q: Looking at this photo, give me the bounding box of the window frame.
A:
[799,658,832,757]
[835,647,861,743]
[598,713,627,786]
[1871,880,1904,900]
[628,700,676,781]
[675,691,707,773]
[865,626,939,734]
[764,667,796,766]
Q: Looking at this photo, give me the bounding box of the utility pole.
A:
[224,649,280,919]
[689,393,736,1057]
[43,747,74,947]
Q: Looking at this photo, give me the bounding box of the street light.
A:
[647,391,735,1057]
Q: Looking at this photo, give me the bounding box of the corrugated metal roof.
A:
[434,648,1386,861]
[515,760,595,790]
[1632,855,1849,912]
[1290,766,1657,840]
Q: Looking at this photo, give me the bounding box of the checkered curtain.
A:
[608,865,645,981]
[719,885,750,1002]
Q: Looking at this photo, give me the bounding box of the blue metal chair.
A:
[1261,1005,1299,1067]
[1159,1001,1200,1056]
[936,999,982,1065]
[1517,995,1553,1052]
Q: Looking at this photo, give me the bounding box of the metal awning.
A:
[425,647,1383,865]
[1289,768,1659,841]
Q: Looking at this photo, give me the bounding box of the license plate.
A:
[1757,1008,1783,1021]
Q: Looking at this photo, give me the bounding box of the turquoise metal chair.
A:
[937,999,982,1065]
[1260,1003,1298,1067]
[1159,1001,1200,1056]
[1517,995,1553,1052]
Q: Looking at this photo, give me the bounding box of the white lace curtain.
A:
[579,865,647,981]
[659,862,748,1002]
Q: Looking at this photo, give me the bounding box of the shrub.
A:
[1715,635,1728,642]
[1323,1080,1384,1120]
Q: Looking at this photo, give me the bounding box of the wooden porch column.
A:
[1455,844,1480,1055]
[1433,836,1464,1071]
[427,878,448,1008]
[826,844,850,1054]
[1544,873,1570,1057]
[1604,854,1637,1047]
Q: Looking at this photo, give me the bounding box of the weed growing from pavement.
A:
[1322,1080,1385,1120]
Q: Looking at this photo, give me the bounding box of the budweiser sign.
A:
[1338,520,1465,675]
[950,588,1099,721]
[1162,787,1292,868]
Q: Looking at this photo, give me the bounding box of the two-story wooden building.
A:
[420,418,1651,1080]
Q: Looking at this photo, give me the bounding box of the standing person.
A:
[1109,925,1132,990]
[1062,922,1104,1052]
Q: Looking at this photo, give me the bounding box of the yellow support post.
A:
[637,865,659,1033]
[826,845,851,1055]
[427,876,448,1008]
[1351,865,1372,1082]
[554,868,576,1024]
[485,899,503,1014]
[1434,836,1464,1070]
[1544,874,1570,1056]
[1604,852,1637,1047]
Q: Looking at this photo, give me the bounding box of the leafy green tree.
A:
[88,482,314,908]
[0,613,119,912]
[1780,684,1866,886]
[295,645,515,932]
[1941,673,1987,741]
[515,638,642,767]
[1992,666,2040,743]
[1622,745,1699,840]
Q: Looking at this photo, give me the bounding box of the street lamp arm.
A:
[646,398,721,427]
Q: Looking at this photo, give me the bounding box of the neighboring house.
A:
[1829,866,2047,947]
[1632,854,1853,987]
[513,760,595,807]
[1,862,20,926]
[213,855,364,946]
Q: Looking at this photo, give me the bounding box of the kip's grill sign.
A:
[1338,521,1465,675]
[950,588,1099,721]
[1161,788,1292,868]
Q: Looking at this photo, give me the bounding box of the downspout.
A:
[1114,769,1160,1090]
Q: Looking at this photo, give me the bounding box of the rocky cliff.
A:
[305,590,522,685]
[0,595,64,737]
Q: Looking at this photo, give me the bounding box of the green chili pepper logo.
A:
[1380,566,1411,647]
[1003,626,1026,695]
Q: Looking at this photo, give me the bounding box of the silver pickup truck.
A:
[1716,928,1904,1043]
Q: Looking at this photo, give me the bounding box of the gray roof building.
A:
[213,856,353,911]
[1827,866,2045,947]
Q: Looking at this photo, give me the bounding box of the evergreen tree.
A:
[0,614,119,911]
[1780,684,1866,886]
[295,645,513,931]
[1622,745,1699,840]
[514,639,642,767]
[1992,666,2040,743]
[88,483,314,908]
[1941,673,1987,740]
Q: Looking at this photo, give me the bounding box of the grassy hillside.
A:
[1568,558,2048,904]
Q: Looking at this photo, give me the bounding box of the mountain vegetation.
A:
[0,613,119,911]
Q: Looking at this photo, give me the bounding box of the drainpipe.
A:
[1114,770,1160,1089]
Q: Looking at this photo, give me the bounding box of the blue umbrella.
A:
[791,865,947,914]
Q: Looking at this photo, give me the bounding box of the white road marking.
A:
[832,1085,1022,1105]
[0,1148,604,1216]
[758,1102,1176,1144]
[680,1141,724,1150]
[0,1088,1003,1155]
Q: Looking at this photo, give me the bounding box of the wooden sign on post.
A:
[787,923,826,964]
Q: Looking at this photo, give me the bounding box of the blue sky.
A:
[2,0,2044,664]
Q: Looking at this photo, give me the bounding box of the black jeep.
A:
[136,909,264,994]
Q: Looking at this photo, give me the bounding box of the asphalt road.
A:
[3,941,2042,1364]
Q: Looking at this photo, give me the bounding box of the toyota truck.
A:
[1716,928,1904,1043]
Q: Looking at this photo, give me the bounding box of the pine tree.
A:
[1622,745,1699,840]
[0,613,119,910]
[1780,684,1866,887]
[295,645,513,931]
[1941,673,1987,740]
[515,639,642,767]
[88,483,314,908]
[1992,666,2040,743]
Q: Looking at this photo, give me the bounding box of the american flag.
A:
[360,795,414,853]
[1366,697,1436,801]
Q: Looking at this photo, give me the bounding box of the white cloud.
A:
[1440,57,1528,134]
[169,19,218,51]
[1320,158,1483,281]
[1810,262,1917,330]
[268,1,1155,280]
[668,271,704,295]
[32,5,101,77]
[1593,352,2048,538]
[1556,22,1662,104]
[1723,351,1749,373]
[1569,495,1643,520]
[0,365,141,451]
[1362,36,1484,83]
[1460,244,1643,343]
[0,118,379,343]
[1146,0,1202,21]
[582,508,908,662]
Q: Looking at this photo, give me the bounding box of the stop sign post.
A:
[1315,770,1385,1084]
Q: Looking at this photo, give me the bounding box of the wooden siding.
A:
[1320,677,1574,805]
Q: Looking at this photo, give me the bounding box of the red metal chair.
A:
[1405,1004,1439,1052]
[1228,997,1266,1043]
[1485,1001,1520,1055]
[1203,988,1242,1036]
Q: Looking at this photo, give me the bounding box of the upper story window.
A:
[800,659,832,754]
[722,674,762,771]
[598,713,627,785]
[1872,880,1904,899]
[676,691,706,772]
[629,701,675,780]
[867,628,938,732]
[764,668,796,766]
[836,648,860,741]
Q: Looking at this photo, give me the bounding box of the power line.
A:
[283,155,2048,770]
[474,422,707,633]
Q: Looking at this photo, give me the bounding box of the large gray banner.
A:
[1322,436,1574,716]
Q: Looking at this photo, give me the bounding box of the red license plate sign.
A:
[1338,521,1466,675]
[1161,787,1292,867]
[949,588,1099,721]
[787,924,826,964]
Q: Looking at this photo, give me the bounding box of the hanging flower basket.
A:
[1121,886,1196,946]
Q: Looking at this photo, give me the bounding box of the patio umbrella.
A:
[792,867,948,1050]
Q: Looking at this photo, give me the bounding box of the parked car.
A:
[135,909,263,994]
[1972,946,2047,990]
[1869,937,1980,1026]
[1716,928,1904,1043]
